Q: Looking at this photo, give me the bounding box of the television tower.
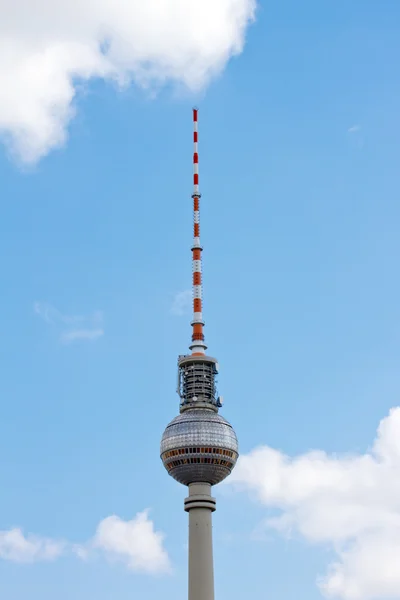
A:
[161,109,239,600]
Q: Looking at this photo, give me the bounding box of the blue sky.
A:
[1,1,400,599]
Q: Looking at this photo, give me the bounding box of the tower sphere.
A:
[160,409,238,486]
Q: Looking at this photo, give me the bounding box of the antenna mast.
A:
[190,108,207,356]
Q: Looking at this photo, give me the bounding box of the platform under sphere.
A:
[160,409,239,486]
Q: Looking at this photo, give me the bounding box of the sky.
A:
[0,0,400,599]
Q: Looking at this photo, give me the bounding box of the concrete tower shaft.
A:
[185,483,216,600]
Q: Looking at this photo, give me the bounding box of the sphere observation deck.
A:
[160,408,238,486]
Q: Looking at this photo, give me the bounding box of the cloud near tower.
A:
[228,406,400,600]
[0,0,256,164]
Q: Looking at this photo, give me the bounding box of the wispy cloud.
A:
[348,124,361,134]
[34,302,104,343]
[347,125,364,149]
[60,329,104,343]
[0,511,170,574]
[171,290,192,316]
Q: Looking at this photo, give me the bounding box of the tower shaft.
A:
[185,483,216,600]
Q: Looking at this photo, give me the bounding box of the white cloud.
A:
[0,512,170,574]
[228,407,400,600]
[0,528,65,563]
[34,302,104,343]
[171,289,192,316]
[348,125,361,134]
[0,0,256,163]
[92,511,171,574]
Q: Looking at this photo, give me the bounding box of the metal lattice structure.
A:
[178,355,219,407]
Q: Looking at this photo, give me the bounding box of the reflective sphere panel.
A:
[160,409,238,486]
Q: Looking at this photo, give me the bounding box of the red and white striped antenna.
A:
[189,108,207,356]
